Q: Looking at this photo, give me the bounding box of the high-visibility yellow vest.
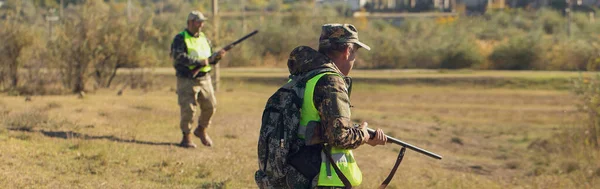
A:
[298,72,363,187]
[181,30,212,73]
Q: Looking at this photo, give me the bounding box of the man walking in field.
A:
[170,11,226,148]
[255,24,388,188]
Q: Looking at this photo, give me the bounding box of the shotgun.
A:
[192,30,259,78]
[367,128,442,160]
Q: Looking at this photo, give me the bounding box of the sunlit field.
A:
[1,69,598,188]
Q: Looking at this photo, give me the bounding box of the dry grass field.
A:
[1,69,598,188]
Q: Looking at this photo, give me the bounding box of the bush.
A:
[121,69,157,91]
[4,110,50,132]
[572,74,600,148]
[543,38,600,71]
[359,21,410,69]
[0,101,7,127]
[378,19,485,69]
[489,35,542,70]
[538,9,564,35]
[440,39,485,69]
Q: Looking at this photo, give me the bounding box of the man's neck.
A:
[322,53,348,76]
[185,28,200,37]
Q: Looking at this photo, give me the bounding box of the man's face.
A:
[338,45,359,76]
[188,20,205,33]
[348,46,358,70]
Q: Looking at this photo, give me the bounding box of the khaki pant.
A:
[177,75,217,134]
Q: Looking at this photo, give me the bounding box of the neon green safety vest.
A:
[180,31,212,73]
[298,72,363,187]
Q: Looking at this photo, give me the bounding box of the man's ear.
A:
[344,46,352,60]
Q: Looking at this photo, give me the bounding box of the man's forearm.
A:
[314,74,367,149]
[174,53,207,67]
[322,117,367,149]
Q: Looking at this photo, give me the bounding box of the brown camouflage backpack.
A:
[255,68,336,188]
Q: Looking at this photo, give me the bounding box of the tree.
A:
[0,21,35,90]
[94,18,142,88]
[50,0,108,93]
[49,0,159,92]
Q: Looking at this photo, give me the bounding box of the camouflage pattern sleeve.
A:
[170,33,208,67]
[313,74,367,149]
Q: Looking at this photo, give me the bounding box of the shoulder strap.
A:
[283,68,339,102]
[322,145,352,189]
[289,68,338,84]
[378,147,407,189]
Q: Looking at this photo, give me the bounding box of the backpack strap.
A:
[284,68,339,107]
[289,68,339,85]
[322,144,352,189]
[378,147,407,189]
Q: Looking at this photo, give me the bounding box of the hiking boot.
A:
[179,133,197,148]
[193,126,213,147]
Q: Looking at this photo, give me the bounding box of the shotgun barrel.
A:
[367,128,442,160]
[192,30,259,78]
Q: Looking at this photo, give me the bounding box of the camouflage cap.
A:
[319,23,371,51]
[187,11,207,21]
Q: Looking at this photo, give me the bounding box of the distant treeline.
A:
[1,0,599,94]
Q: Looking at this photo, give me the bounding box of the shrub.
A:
[572,74,600,148]
[540,35,600,71]
[359,23,410,69]
[489,35,542,70]
[440,39,485,69]
[538,9,564,35]
[4,110,50,132]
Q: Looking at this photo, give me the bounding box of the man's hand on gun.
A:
[199,59,209,66]
[359,122,387,146]
[209,50,227,64]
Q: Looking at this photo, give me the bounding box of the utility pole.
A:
[242,0,246,34]
[46,8,59,40]
[451,0,456,12]
[127,0,132,22]
[212,0,220,92]
[567,0,573,37]
[241,0,246,63]
[60,0,63,18]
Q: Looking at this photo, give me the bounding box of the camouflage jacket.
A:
[170,29,216,78]
[288,46,367,149]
